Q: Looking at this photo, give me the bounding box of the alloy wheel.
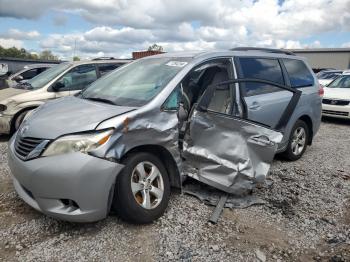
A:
[291,127,306,156]
[130,161,164,210]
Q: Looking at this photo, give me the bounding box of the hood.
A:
[323,87,350,100]
[0,87,28,103]
[22,96,136,139]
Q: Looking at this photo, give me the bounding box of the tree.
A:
[73,56,80,61]
[148,44,164,52]
[40,50,58,61]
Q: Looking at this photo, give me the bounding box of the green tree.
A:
[40,50,58,60]
[73,56,80,61]
[148,44,164,52]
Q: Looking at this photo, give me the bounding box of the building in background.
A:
[132,50,164,59]
[289,48,350,71]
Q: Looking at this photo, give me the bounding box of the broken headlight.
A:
[42,129,113,157]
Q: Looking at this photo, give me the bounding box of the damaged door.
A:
[182,60,301,194]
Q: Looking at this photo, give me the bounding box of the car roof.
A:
[342,70,350,75]
[23,63,56,69]
[144,50,307,61]
[68,59,131,66]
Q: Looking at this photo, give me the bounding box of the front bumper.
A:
[0,113,12,134]
[8,137,124,222]
[322,104,350,119]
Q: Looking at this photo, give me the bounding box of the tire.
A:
[282,120,310,161]
[112,152,170,224]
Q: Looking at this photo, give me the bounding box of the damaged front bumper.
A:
[8,137,124,222]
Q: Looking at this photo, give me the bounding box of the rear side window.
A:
[98,63,121,76]
[238,58,284,96]
[283,59,314,87]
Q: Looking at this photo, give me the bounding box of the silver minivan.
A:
[8,50,322,223]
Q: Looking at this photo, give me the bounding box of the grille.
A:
[322,110,349,116]
[322,99,350,106]
[15,136,45,160]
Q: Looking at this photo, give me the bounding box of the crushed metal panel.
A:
[183,110,283,195]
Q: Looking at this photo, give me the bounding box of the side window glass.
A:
[283,59,314,87]
[56,64,97,91]
[239,58,284,96]
[98,63,121,76]
[21,69,38,80]
[163,86,180,110]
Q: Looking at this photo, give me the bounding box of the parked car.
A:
[7,49,321,223]
[0,64,55,90]
[316,69,343,86]
[0,59,129,134]
[322,71,350,119]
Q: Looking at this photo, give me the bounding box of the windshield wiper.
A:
[83,96,117,105]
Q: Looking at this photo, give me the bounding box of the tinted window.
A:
[55,64,97,91]
[20,68,39,80]
[98,63,121,76]
[239,58,284,96]
[283,59,314,87]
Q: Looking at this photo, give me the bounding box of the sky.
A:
[0,0,349,60]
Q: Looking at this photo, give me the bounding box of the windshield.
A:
[317,71,342,79]
[327,75,350,88]
[26,63,71,89]
[81,57,190,107]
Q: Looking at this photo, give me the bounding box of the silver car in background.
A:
[8,49,321,223]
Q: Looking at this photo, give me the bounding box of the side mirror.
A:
[177,103,188,122]
[13,75,23,82]
[51,81,65,91]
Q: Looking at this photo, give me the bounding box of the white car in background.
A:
[317,70,343,86]
[322,71,350,119]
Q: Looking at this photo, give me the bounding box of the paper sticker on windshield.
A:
[166,61,188,67]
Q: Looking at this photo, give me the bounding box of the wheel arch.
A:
[298,114,313,145]
[120,144,182,189]
[10,106,38,133]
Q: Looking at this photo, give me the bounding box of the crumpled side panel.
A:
[102,109,182,171]
[183,110,283,195]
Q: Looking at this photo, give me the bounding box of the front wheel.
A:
[112,152,170,224]
[282,120,310,161]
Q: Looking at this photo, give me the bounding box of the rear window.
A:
[238,58,284,96]
[283,59,314,88]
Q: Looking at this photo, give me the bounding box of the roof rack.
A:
[92,57,116,60]
[231,47,296,56]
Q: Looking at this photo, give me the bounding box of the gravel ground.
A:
[0,117,349,261]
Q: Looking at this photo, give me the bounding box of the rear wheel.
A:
[282,120,309,161]
[112,152,170,224]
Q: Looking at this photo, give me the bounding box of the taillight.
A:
[319,84,324,97]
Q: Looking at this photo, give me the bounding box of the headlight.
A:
[0,104,6,112]
[42,129,113,157]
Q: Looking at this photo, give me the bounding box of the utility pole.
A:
[73,39,77,61]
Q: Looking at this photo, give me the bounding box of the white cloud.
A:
[0,29,40,40]
[1,0,350,58]
[0,38,23,48]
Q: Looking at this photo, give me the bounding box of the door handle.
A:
[248,101,261,110]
